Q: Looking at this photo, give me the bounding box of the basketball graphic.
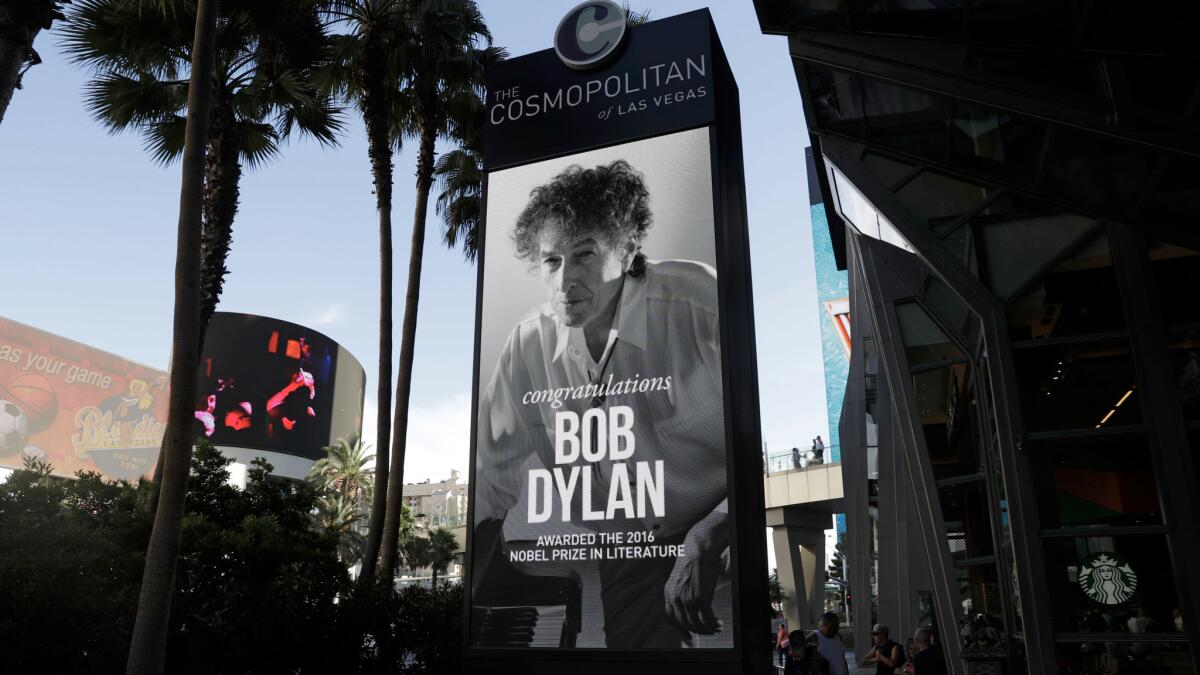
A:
[1,372,58,433]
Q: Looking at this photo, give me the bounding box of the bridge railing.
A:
[764,445,840,475]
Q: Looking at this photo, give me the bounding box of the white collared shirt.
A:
[475,259,726,538]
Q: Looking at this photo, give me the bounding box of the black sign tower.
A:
[464,5,767,673]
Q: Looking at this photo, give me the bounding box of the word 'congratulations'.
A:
[527,405,664,524]
[522,373,672,409]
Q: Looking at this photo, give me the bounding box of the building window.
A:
[1028,433,1162,530]
[954,563,1007,656]
[1004,230,1123,340]
[1042,534,1183,635]
[940,480,995,562]
[1013,339,1142,433]
[1053,641,1194,675]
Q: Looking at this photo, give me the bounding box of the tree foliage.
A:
[427,526,460,587]
[0,442,357,672]
[63,0,343,327]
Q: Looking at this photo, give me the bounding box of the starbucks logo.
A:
[554,1,627,70]
[1078,552,1137,605]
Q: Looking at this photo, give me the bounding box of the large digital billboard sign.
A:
[0,316,167,481]
[472,128,732,650]
[466,5,766,672]
[194,312,365,461]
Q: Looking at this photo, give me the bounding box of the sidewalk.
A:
[771,650,873,674]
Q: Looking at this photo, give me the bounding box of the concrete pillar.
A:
[768,507,831,632]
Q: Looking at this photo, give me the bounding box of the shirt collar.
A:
[551,271,649,363]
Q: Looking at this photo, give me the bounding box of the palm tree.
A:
[65,0,343,509]
[401,531,430,576]
[0,0,68,127]
[319,0,406,586]
[432,100,482,261]
[65,0,342,333]
[378,0,496,584]
[124,1,217,671]
[308,436,373,508]
[426,526,459,587]
[313,493,368,564]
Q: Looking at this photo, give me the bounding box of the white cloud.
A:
[357,392,471,485]
[309,304,346,326]
[403,392,471,483]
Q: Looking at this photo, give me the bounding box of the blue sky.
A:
[0,0,824,485]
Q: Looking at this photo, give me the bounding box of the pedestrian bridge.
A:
[763,461,844,509]
[763,457,846,634]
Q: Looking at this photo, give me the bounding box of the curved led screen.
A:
[195,312,365,461]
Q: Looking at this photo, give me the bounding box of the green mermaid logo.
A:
[1078,552,1137,605]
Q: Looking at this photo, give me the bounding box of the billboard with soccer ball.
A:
[0,316,168,481]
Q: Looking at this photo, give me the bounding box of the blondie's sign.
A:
[0,316,167,481]
[465,7,767,674]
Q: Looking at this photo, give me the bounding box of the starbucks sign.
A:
[1078,552,1138,605]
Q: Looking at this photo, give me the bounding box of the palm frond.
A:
[82,71,187,132]
[235,119,281,169]
[144,114,188,165]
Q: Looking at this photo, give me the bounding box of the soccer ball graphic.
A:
[0,399,29,456]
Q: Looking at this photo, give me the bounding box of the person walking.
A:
[777,622,791,666]
[814,612,850,675]
[862,623,904,674]
[813,435,825,464]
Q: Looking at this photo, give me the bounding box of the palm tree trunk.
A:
[126,0,218,672]
[357,26,393,586]
[147,106,242,515]
[0,25,37,128]
[198,104,242,331]
[378,126,436,582]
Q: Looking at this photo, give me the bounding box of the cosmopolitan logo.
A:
[554,0,627,70]
[489,55,708,125]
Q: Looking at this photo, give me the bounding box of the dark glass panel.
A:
[1054,642,1196,675]
[1043,534,1183,635]
[1005,231,1124,341]
[851,3,966,40]
[806,65,865,137]
[895,169,995,234]
[1127,59,1200,118]
[1147,155,1200,220]
[862,151,915,191]
[1041,127,1155,215]
[1148,239,1200,332]
[948,101,1048,189]
[1029,433,1162,529]
[964,49,1105,101]
[954,563,1007,657]
[940,480,995,562]
[897,302,964,368]
[982,211,1097,305]
[859,78,953,164]
[1013,339,1142,432]
[912,363,981,481]
[923,275,977,346]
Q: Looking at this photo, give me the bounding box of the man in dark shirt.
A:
[906,627,947,675]
[862,623,904,675]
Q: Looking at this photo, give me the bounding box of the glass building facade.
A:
[758,2,1200,673]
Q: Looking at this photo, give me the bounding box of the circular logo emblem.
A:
[1078,552,1138,605]
[554,1,628,70]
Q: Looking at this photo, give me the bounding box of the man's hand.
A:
[664,508,729,635]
